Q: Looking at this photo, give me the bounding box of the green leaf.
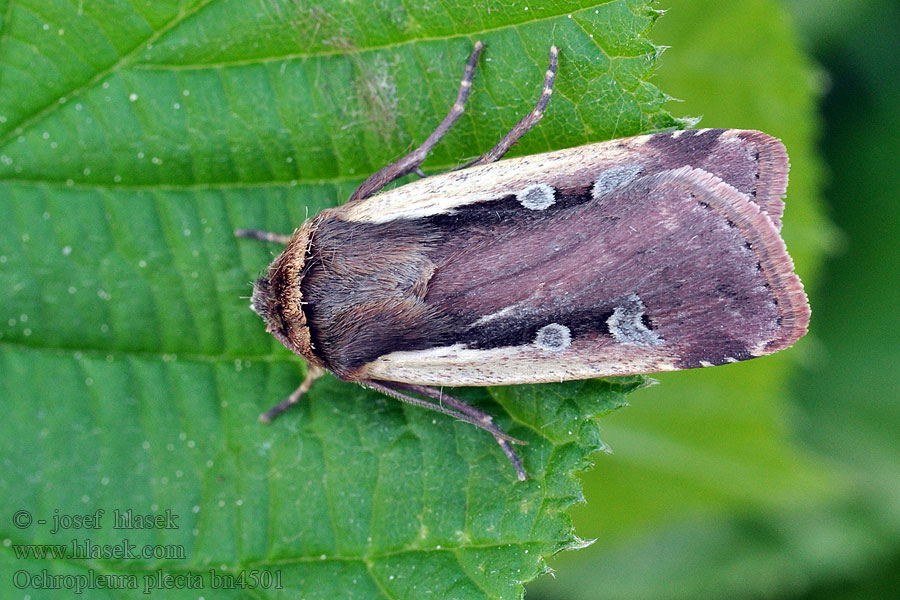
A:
[0,1,676,598]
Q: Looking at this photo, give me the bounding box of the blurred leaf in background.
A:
[784,0,900,596]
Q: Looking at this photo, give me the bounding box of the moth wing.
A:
[342,129,789,229]
[666,129,790,230]
[356,165,808,386]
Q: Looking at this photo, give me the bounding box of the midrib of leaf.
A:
[129,7,629,70]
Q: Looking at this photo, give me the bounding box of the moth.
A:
[237,43,810,480]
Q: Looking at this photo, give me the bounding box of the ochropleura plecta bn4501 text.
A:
[237,43,810,480]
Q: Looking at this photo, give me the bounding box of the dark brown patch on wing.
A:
[646,129,789,229]
[645,128,725,160]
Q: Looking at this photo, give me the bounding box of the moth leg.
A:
[402,383,528,482]
[470,46,558,166]
[372,381,528,481]
[347,41,485,203]
[234,229,293,245]
[259,365,325,423]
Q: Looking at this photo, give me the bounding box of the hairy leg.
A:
[470,46,558,166]
[258,365,325,423]
[234,229,293,244]
[368,380,528,481]
[347,42,485,203]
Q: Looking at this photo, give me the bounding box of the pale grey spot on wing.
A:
[534,323,571,351]
[517,183,556,210]
[591,165,642,199]
[607,293,663,346]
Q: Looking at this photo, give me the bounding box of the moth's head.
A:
[250,221,320,366]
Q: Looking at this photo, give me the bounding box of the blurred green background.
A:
[531,0,900,598]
